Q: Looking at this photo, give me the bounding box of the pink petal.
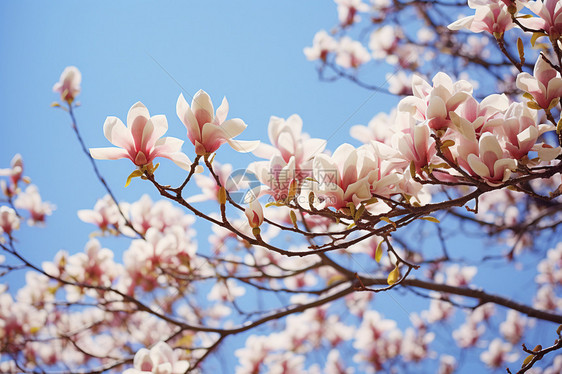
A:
[191,90,214,123]
[89,147,129,161]
[103,117,132,150]
[227,139,260,153]
[177,93,201,144]
[215,97,229,125]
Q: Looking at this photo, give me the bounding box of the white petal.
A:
[447,16,474,31]
[227,139,260,153]
[467,154,490,178]
[215,97,229,124]
[127,102,150,128]
[167,152,192,171]
[221,118,247,139]
[89,147,129,160]
[191,90,214,119]
[154,136,184,154]
[103,116,130,148]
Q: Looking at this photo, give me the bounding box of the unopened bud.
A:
[218,186,227,205]
[289,210,298,228]
[387,265,400,285]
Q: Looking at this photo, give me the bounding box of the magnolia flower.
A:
[53,66,81,103]
[245,198,264,229]
[248,155,297,202]
[307,143,400,210]
[0,154,28,197]
[123,341,189,374]
[461,133,517,186]
[77,195,122,233]
[448,0,514,35]
[453,321,484,348]
[500,102,559,161]
[398,73,473,130]
[14,185,55,225]
[525,0,562,38]
[176,90,258,155]
[369,25,401,62]
[516,55,562,110]
[304,30,338,61]
[253,114,326,171]
[439,355,457,374]
[480,338,518,368]
[0,206,20,238]
[334,36,371,69]
[499,310,527,344]
[90,102,192,173]
[335,0,369,27]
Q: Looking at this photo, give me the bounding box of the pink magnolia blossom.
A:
[249,155,297,202]
[14,185,55,225]
[304,30,338,61]
[335,0,369,27]
[536,242,562,284]
[53,66,81,103]
[516,55,562,110]
[369,25,401,62]
[401,327,435,362]
[458,133,517,186]
[387,71,413,95]
[480,338,518,368]
[0,206,20,239]
[90,102,192,170]
[322,350,353,374]
[308,144,399,209]
[439,355,457,374]
[499,310,527,344]
[444,264,477,287]
[208,279,246,302]
[65,239,120,288]
[453,321,484,348]
[176,90,258,155]
[266,352,305,374]
[391,120,440,174]
[448,0,514,35]
[235,335,271,374]
[525,0,562,38]
[335,36,371,69]
[253,114,326,171]
[399,73,473,130]
[245,198,264,229]
[353,310,402,371]
[122,194,195,236]
[123,341,189,374]
[0,153,27,197]
[77,195,122,234]
[422,292,455,323]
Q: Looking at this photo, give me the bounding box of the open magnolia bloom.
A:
[90,102,192,179]
[176,90,259,155]
[516,55,562,110]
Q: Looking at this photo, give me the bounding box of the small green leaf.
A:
[125,169,143,187]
